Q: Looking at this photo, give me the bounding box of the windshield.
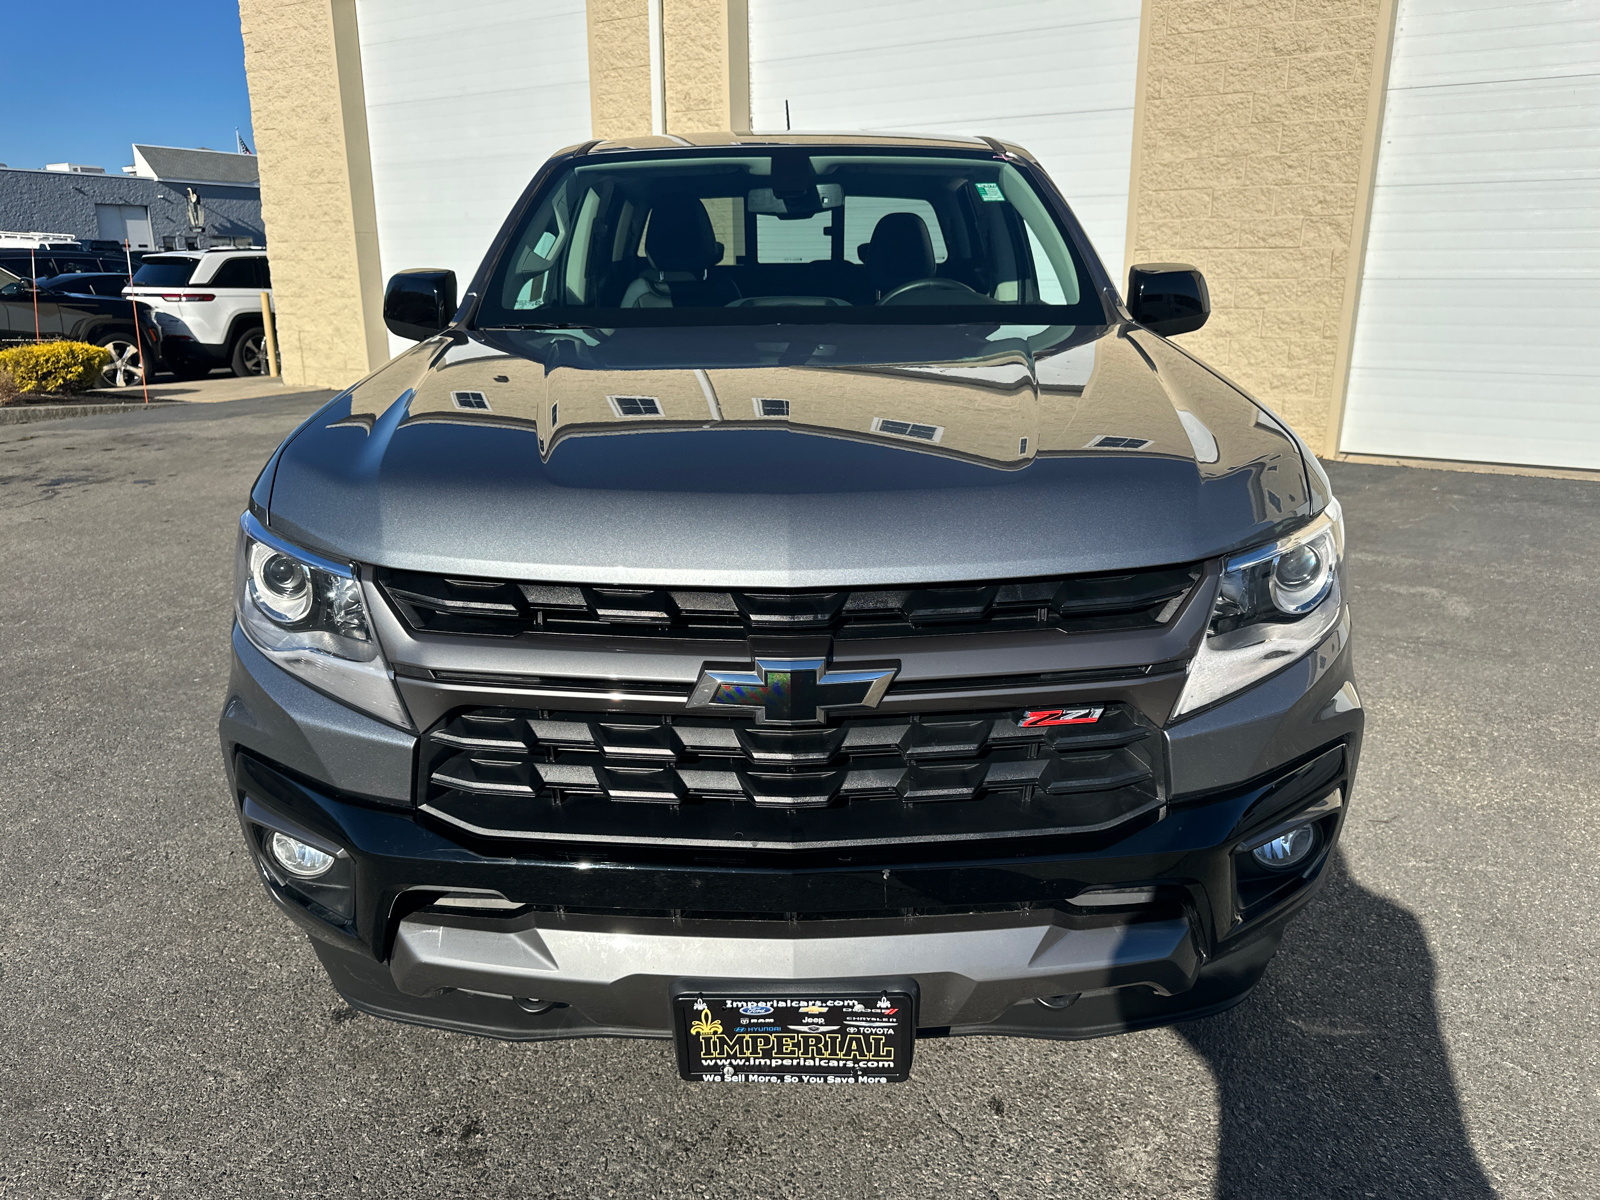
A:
[131,257,198,288]
[477,150,1108,327]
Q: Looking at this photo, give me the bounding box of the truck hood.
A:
[264,323,1314,587]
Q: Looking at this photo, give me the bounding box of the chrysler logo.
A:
[688,658,898,725]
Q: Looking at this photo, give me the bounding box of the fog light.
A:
[1251,824,1316,870]
[269,831,336,878]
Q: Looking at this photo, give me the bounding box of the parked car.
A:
[0,247,142,283]
[124,248,272,378]
[35,272,135,298]
[0,278,162,387]
[222,134,1360,1085]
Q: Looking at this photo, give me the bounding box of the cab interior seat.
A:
[620,197,741,308]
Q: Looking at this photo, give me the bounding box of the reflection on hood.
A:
[269,323,1313,586]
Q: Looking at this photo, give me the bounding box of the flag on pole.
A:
[236,129,254,155]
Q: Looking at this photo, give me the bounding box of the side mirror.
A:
[1127,263,1209,337]
[383,268,457,341]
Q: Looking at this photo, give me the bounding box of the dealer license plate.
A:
[673,991,915,1083]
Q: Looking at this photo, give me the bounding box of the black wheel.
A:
[231,327,268,377]
[96,335,145,388]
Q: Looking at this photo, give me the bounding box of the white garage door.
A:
[1341,0,1600,469]
[355,0,592,354]
[747,0,1142,283]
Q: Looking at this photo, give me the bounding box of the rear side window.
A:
[132,257,198,287]
[207,258,260,288]
[255,258,272,288]
[46,256,103,276]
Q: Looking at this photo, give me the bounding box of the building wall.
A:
[0,169,262,250]
[355,0,593,358]
[585,0,749,138]
[586,0,653,137]
[239,0,1404,442]
[746,1,1143,284]
[1124,0,1396,452]
[664,0,748,134]
[238,0,388,389]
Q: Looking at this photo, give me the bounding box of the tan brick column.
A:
[663,0,750,134]
[587,0,654,137]
[1124,0,1398,453]
[587,0,750,138]
[239,0,388,389]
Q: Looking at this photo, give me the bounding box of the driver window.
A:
[1025,225,1071,305]
[505,187,573,310]
[562,188,603,304]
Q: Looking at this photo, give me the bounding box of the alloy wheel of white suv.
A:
[232,328,268,377]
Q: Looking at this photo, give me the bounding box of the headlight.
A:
[1173,499,1345,717]
[235,513,412,729]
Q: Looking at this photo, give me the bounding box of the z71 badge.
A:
[1020,706,1104,727]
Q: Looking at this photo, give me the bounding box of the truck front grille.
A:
[378,563,1201,641]
[417,703,1164,854]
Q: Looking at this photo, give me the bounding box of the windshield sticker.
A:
[975,182,1005,202]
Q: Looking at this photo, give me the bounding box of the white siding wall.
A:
[747,0,1142,282]
[355,0,592,355]
[1342,0,1600,468]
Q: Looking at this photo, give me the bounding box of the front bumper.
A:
[221,611,1361,1043]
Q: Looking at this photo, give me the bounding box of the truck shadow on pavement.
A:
[1177,851,1498,1199]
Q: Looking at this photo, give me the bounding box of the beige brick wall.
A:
[1125,0,1396,451]
[587,0,653,138]
[587,0,750,138]
[239,0,388,390]
[664,0,749,134]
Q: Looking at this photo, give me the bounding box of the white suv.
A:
[125,248,273,378]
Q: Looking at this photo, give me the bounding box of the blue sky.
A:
[1,1,255,173]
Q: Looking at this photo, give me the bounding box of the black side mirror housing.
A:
[383,268,458,341]
[1127,263,1210,337]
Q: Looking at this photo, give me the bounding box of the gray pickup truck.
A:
[221,132,1360,1085]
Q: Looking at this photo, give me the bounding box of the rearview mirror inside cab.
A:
[1127,263,1209,337]
[383,269,458,341]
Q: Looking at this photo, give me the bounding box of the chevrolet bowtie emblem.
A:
[687,658,898,725]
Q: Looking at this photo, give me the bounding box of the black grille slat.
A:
[419,705,1163,846]
[380,564,1201,641]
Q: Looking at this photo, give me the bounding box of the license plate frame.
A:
[673,990,916,1084]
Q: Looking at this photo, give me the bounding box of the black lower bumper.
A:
[312,907,1288,1043]
[228,739,1351,1043]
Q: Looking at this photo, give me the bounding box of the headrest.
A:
[861,212,936,293]
[646,197,723,274]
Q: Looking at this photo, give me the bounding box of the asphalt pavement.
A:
[0,395,1594,1199]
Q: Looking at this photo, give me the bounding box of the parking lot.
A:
[1,394,1595,1199]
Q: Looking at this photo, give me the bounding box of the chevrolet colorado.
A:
[221,133,1360,1084]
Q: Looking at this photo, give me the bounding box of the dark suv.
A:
[0,276,162,387]
[221,134,1359,1085]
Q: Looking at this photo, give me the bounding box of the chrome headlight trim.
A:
[1173,500,1347,719]
[235,512,413,730]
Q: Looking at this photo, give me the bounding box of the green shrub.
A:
[0,340,112,394]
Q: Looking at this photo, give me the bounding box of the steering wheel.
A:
[878,277,983,305]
